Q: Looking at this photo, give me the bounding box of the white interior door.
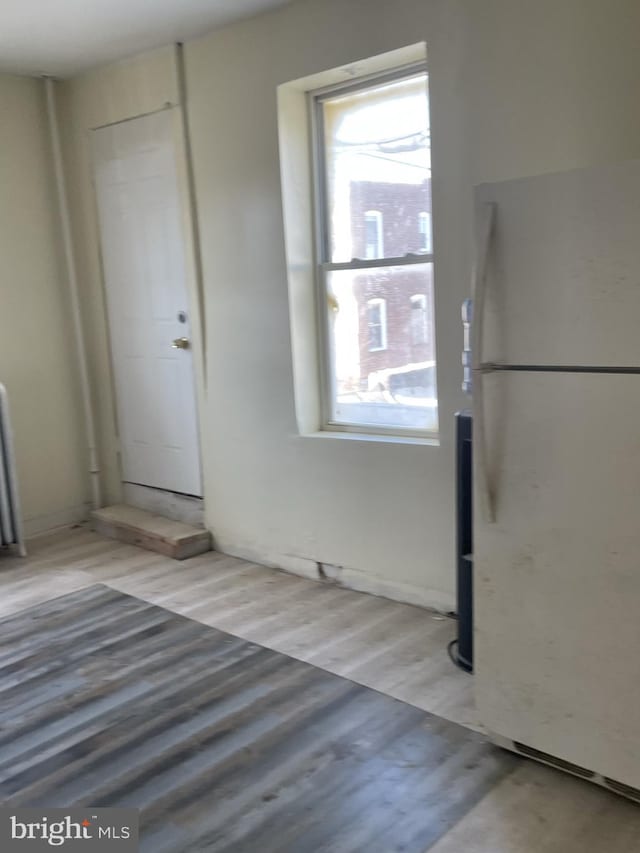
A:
[93,110,202,497]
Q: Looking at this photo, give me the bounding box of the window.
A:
[312,63,437,435]
[364,210,383,259]
[410,294,428,345]
[367,298,387,351]
[419,211,432,254]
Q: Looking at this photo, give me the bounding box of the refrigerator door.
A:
[474,370,640,789]
[477,159,640,368]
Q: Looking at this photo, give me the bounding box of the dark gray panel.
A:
[0,585,518,852]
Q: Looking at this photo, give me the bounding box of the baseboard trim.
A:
[22,504,89,538]
[212,538,454,613]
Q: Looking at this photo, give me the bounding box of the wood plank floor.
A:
[1,526,640,851]
[0,584,517,852]
[0,526,477,729]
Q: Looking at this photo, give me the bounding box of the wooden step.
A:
[91,504,211,560]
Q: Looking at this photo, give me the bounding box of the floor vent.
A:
[603,777,640,801]
[513,742,595,779]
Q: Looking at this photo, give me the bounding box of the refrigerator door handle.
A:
[472,202,497,523]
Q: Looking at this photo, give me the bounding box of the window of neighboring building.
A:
[419,211,432,254]
[364,210,383,259]
[311,62,437,437]
[410,293,428,345]
[367,298,387,351]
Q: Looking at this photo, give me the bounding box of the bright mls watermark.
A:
[0,809,138,851]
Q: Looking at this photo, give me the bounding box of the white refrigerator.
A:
[472,159,640,799]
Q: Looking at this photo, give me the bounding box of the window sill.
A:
[299,430,439,447]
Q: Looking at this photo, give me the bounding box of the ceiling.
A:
[0,0,293,78]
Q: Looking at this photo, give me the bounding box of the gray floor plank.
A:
[0,584,516,851]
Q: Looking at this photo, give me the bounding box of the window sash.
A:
[310,63,436,438]
[311,62,429,267]
[320,253,433,273]
[318,264,437,438]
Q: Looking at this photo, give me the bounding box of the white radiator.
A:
[0,384,25,555]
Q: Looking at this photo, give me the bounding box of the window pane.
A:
[321,74,431,263]
[368,306,380,349]
[326,263,437,432]
[418,212,432,254]
[364,211,383,259]
[410,294,427,345]
[367,299,386,350]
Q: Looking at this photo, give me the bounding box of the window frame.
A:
[309,61,436,439]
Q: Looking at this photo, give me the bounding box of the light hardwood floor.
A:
[1,525,639,852]
[0,525,476,729]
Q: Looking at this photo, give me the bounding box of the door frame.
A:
[90,103,206,506]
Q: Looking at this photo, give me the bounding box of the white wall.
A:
[0,74,88,535]
[183,0,466,608]
[59,0,640,608]
[183,0,640,608]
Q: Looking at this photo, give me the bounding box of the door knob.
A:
[172,337,190,350]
